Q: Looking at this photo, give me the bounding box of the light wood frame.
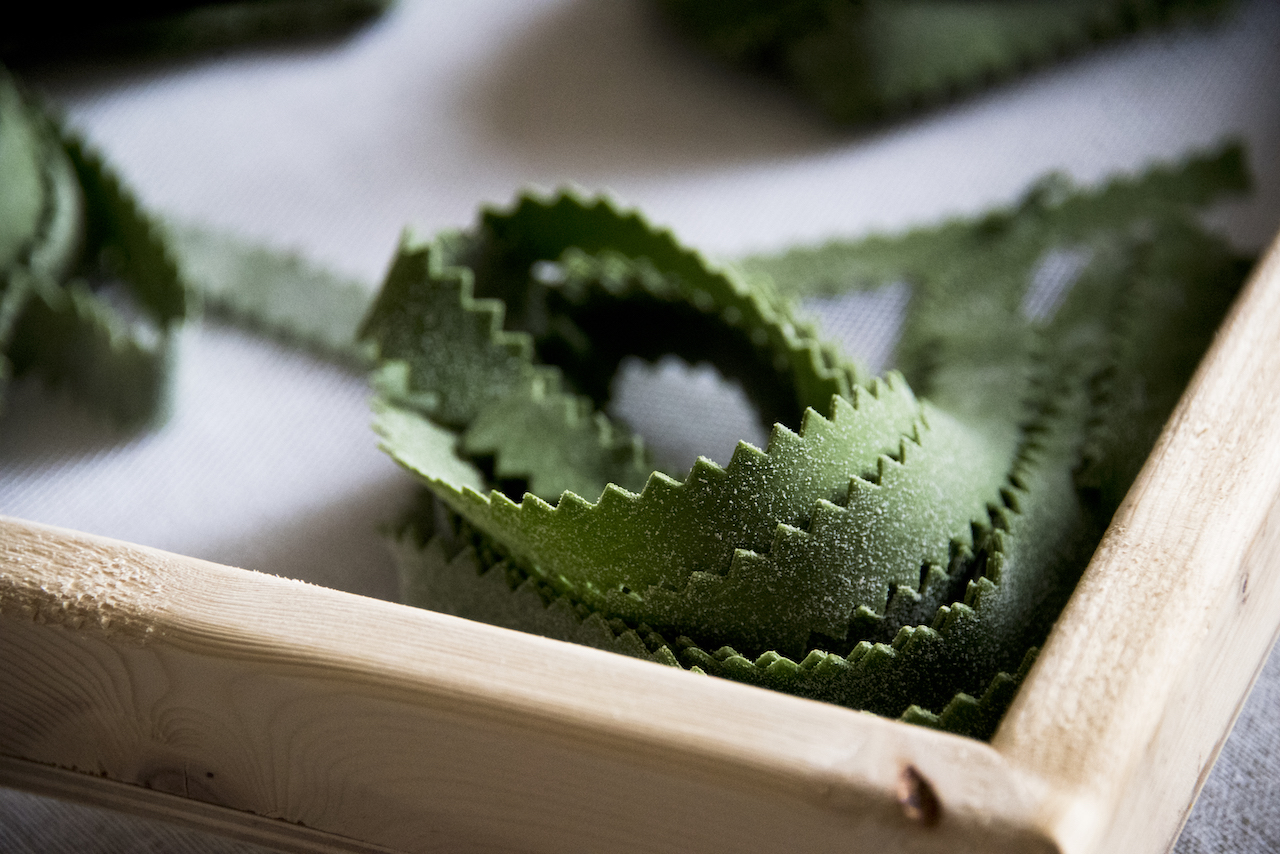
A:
[3,233,1280,854]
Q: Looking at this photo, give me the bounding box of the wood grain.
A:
[995,232,1280,853]
[1,232,1278,853]
[0,517,1053,854]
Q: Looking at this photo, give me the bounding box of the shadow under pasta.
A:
[458,0,841,177]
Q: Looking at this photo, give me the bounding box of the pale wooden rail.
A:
[2,231,1279,853]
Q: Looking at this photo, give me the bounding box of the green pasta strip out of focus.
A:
[657,0,1233,124]
[0,71,186,425]
[0,1,392,66]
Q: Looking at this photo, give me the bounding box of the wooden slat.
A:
[995,232,1280,853]
[0,516,1052,854]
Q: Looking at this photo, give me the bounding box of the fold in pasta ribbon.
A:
[368,145,1250,739]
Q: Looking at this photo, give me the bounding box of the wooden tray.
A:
[3,231,1280,854]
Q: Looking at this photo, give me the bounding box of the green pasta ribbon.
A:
[657,0,1233,124]
[1,0,394,419]
[0,70,186,424]
[371,144,1251,739]
[167,221,373,365]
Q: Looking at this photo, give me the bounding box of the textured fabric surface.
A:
[0,787,280,854]
[1176,642,1280,853]
[2,0,1279,850]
